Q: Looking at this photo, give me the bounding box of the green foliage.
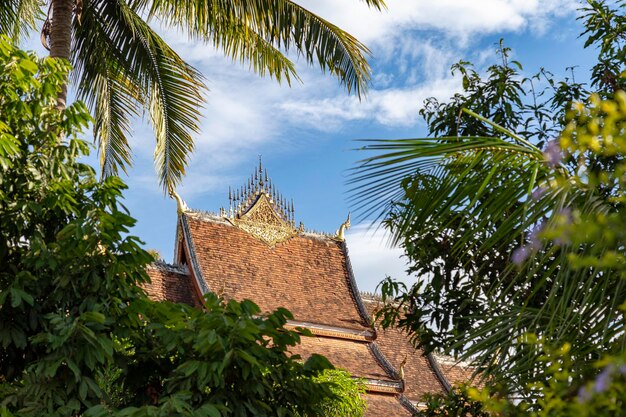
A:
[549,93,626,271]
[385,91,626,417]
[307,370,367,417]
[0,34,152,415]
[421,385,489,417]
[94,296,338,417]
[351,0,626,406]
[420,344,626,417]
[0,38,362,417]
[466,338,626,416]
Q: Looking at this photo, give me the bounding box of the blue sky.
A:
[45,0,599,292]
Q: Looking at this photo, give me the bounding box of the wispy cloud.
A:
[345,224,412,293]
[280,77,460,128]
[123,1,580,197]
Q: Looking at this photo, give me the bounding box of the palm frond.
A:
[352,111,624,395]
[72,0,205,190]
[0,0,40,43]
[349,136,545,233]
[200,17,301,86]
[147,0,376,97]
[358,0,387,10]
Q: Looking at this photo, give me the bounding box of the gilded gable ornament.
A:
[222,158,298,247]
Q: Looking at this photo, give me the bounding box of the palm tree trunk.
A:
[49,0,73,110]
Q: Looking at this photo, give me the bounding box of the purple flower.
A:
[528,225,543,251]
[543,140,562,167]
[531,186,548,201]
[578,364,619,403]
[577,386,592,403]
[511,246,530,265]
[593,366,614,394]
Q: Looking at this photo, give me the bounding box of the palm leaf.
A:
[0,0,40,43]
[72,0,205,190]
[352,111,624,395]
[147,0,379,97]
[349,135,545,234]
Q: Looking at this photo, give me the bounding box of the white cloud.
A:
[298,0,578,45]
[345,224,413,293]
[155,0,580,144]
[280,77,460,128]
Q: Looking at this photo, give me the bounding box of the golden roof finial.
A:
[168,185,188,214]
[335,212,351,241]
[399,355,408,380]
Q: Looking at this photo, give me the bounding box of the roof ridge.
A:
[147,261,189,275]
[179,214,211,295]
[398,394,421,415]
[341,242,374,327]
[426,352,452,392]
[368,342,402,382]
[360,291,383,301]
[431,352,475,368]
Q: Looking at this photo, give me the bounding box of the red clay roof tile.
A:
[291,335,393,381]
[364,393,413,416]
[362,297,448,402]
[144,264,199,306]
[183,214,369,331]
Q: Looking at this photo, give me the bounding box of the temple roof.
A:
[431,354,479,388]
[291,336,394,385]
[141,160,477,416]
[179,212,370,332]
[364,394,414,417]
[145,262,199,306]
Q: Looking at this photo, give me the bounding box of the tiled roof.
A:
[181,212,369,331]
[143,159,474,417]
[290,335,394,382]
[361,296,449,402]
[364,393,414,416]
[144,263,199,306]
[431,354,479,388]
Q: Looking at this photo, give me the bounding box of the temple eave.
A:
[285,320,375,341]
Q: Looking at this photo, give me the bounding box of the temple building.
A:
[143,161,470,416]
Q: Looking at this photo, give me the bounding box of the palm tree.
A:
[0,0,385,191]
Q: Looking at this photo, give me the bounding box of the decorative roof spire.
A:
[221,157,302,246]
[334,212,351,241]
[168,185,188,214]
[223,157,295,224]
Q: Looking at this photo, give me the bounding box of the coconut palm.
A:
[0,0,385,191]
